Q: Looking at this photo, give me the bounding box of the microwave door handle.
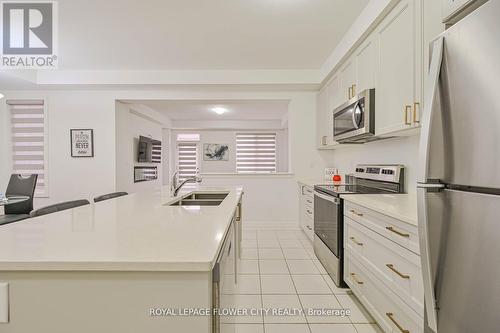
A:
[417,36,444,333]
[351,102,361,129]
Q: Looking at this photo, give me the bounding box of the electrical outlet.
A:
[0,282,8,323]
[324,168,337,180]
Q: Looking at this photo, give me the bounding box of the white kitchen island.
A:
[0,186,243,333]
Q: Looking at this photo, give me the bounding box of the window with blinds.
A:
[236,133,277,173]
[177,142,198,181]
[7,100,48,197]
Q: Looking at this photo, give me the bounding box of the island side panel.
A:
[0,270,212,333]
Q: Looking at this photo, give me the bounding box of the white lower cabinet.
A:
[344,201,424,333]
[299,184,314,241]
[345,252,423,333]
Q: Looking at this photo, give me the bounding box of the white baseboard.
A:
[242,221,300,230]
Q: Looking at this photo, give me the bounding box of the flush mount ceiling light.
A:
[212,107,228,115]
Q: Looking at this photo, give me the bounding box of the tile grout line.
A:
[281,233,313,333]
[256,231,265,333]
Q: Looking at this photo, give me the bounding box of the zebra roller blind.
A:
[177,142,198,181]
[236,133,277,173]
[7,100,47,197]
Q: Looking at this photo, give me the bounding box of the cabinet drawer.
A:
[345,252,423,333]
[344,250,366,296]
[301,212,314,241]
[301,185,314,199]
[345,217,423,315]
[304,196,314,207]
[304,206,314,220]
[345,202,419,254]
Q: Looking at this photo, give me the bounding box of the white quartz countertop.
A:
[341,193,418,226]
[0,185,243,272]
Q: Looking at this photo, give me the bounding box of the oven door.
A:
[333,98,366,142]
[313,190,341,257]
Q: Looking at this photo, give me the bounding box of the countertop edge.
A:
[0,261,214,272]
[341,194,418,226]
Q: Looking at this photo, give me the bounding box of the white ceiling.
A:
[124,100,289,121]
[58,0,369,70]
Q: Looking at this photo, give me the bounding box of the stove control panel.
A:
[354,164,404,183]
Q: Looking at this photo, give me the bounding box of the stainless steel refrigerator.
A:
[417,1,500,332]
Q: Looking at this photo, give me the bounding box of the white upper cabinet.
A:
[316,85,328,147]
[354,36,378,94]
[340,59,356,101]
[316,74,341,148]
[315,0,428,149]
[375,0,422,136]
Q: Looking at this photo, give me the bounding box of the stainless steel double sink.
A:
[169,192,229,206]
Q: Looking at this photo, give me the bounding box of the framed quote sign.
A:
[70,129,94,157]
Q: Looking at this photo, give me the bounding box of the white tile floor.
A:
[221,228,382,333]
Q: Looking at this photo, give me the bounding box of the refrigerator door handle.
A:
[417,187,438,332]
[417,36,444,333]
[417,37,444,182]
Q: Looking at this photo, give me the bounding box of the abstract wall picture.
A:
[203,144,229,161]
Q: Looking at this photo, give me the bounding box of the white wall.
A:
[171,128,289,174]
[0,91,116,208]
[319,135,420,193]
[115,102,166,193]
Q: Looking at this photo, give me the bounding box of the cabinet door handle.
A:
[413,102,420,124]
[386,264,410,279]
[386,313,410,333]
[386,226,410,238]
[404,105,412,125]
[236,203,242,221]
[349,209,363,217]
[351,84,356,96]
[350,273,364,285]
[350,237,363,246]
[348,86,352,99]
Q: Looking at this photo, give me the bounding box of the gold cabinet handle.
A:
[349,209,363,217]
[350,237,363,246]
[386,264,410,279]
[404,105,412,125]
[348,86,353,99]
[386,226,410,238]
[351,84,356,96]
[350,273,364,285]
[413,102,420,124]
[386,313,410,333]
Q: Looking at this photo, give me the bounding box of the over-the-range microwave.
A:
[333,88,375,143]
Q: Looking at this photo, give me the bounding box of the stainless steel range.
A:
[313,164,405,287]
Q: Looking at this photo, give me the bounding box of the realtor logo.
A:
[1,1,58,68]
